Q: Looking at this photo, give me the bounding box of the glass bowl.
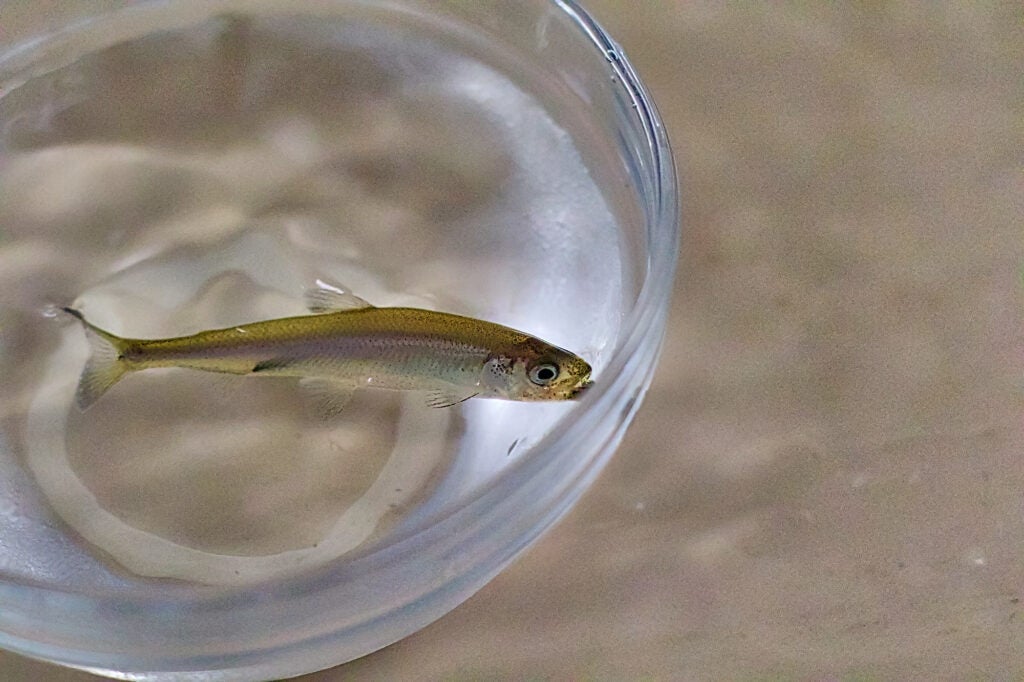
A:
[0,0,678,678]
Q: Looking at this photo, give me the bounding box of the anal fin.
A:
[253,358,291,373]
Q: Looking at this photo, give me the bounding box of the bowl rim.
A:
[0,0,680,669]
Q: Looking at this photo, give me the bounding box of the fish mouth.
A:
[568,378,594,399]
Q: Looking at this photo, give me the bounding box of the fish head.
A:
[482,338,593,401]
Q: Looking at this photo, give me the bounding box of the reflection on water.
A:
[0,11,624,585]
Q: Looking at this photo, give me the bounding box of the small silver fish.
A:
[63,287,593,412]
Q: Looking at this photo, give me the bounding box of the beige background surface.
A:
[4,2,1023,679]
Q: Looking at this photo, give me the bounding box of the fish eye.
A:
[528,363,559,386]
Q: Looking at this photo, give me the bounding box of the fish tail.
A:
[63,307,131,410]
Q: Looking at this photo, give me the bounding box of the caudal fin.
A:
[63,307,130,410]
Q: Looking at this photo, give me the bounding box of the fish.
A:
[61,286,593,412]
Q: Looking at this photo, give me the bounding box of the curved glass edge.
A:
[0,0,680,675]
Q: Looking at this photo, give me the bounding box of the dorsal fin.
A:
[304,281,374,313]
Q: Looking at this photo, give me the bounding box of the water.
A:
[0,9,625,587]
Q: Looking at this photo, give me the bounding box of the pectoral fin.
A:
[299,377,355,418]
[425,389,478,409]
